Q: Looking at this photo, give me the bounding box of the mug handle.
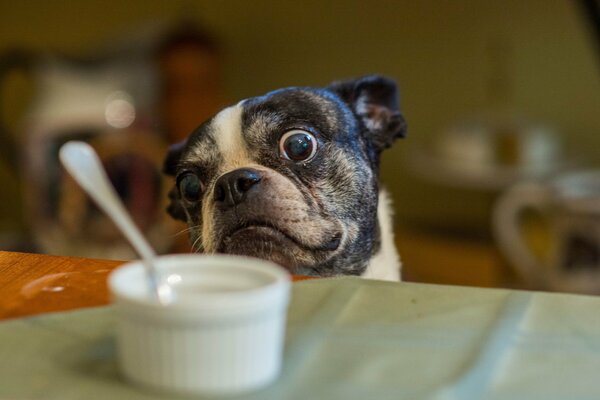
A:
[493,182,552,287]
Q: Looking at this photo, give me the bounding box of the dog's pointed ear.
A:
[163,141,187,221]
[328,75,407,152]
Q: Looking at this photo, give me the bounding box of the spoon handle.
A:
[59,141,161,298]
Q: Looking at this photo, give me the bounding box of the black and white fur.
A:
[164,75,407,280]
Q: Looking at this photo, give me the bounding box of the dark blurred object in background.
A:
[157,22,223,144]
[579,0,600,66]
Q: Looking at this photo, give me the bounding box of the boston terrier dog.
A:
[163,75,407,280]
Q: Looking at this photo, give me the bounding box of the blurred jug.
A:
[494,170,600,293]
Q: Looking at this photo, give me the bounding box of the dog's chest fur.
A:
[164,75,406,280]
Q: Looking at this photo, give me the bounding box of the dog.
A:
[163,75,407,280]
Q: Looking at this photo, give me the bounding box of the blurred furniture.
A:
[0,45,173,259]
[0,20,223,257]
[494,170,600,294]
[399,116,585,291]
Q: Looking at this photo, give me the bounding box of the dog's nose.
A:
[214,168,262,209]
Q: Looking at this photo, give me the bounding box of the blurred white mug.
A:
[493,170,600,293]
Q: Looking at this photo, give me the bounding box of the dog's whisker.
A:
[190,234,203,253]
[172,225,201,238]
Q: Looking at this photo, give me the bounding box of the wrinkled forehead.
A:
[181,88,352,168]
[241,87,348,133]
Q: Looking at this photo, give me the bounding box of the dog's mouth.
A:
[218,220,342,254]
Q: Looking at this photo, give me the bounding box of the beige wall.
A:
[1,0,599,233]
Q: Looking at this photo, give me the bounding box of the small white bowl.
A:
[108,254,291,396]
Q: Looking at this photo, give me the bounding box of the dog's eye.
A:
[178,173,203,203]
[279,130,317,162]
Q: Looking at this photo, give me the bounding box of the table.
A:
[2,270,600,399]
[3,251,600,399]
[0,251,311,320]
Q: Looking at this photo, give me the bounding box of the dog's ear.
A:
[163,140,186,176]
[328,75,407,152]
[163,141,187,221]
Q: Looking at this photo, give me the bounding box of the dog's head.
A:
[163,75,406,276]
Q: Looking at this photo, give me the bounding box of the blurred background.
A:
[0,0,599,293]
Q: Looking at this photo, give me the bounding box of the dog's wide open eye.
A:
[279,130,317,162]
[178,173,203,203]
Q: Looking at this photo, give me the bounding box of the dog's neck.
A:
[361,190,401,281]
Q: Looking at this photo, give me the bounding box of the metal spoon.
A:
[59,141,173,304]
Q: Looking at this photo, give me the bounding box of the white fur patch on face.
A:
[211,103,252,171]
[201,102,264,253]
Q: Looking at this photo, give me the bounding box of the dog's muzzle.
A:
[210,167,342,260]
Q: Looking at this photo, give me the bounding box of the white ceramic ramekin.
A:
[108,254,291,396]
